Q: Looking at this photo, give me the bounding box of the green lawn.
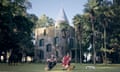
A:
[0,63,120,72]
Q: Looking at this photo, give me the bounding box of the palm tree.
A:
[84,0,98,64]
[73,14,83,63]
[96,0,112,64]
[84,0,112,64]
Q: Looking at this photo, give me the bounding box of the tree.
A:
[84,2,95,65]
[73,14,84,63]
[83,0,120,64]
[0,0,35,63]
[36,14,54,28]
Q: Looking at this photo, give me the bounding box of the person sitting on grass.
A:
[45,54,57,71]
[62,52,75,71]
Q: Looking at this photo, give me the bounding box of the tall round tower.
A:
[54,8,70,57]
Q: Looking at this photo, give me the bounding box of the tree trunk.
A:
[75,35,78,63]
[79,40,82,64]
[3,51,7,63]
[92,19,96,65]
[103,26,107,64]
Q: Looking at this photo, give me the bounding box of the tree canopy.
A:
[0,0,38,62]
[73,0,120,64]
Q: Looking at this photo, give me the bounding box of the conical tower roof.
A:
[55,8,69,27]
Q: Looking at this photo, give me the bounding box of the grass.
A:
[0,63,120,72]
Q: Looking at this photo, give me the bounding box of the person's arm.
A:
[53,57,57,62]
[69,56,71,61]
[66,56,71,64]
[47,58,50,62]
[62,56,65,63]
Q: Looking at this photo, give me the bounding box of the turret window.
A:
[39,39,44,47]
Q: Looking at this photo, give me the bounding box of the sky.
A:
[27,0,87,25]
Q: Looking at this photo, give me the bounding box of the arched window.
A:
[46,44,52,52]
[39,39,44,47]
[69,38,74,48]
[54,37,59,45]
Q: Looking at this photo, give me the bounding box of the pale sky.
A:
[27,0,87,25]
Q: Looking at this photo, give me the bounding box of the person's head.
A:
[51,54,55,58]
[66,52,70,56]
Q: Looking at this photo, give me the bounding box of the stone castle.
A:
[34,9,75,62]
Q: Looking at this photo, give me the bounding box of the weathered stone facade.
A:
[34,9,75,62]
